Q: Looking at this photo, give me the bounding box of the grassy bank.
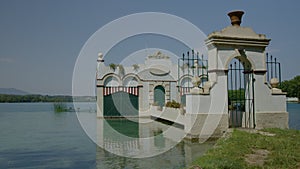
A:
[189,128,300,169]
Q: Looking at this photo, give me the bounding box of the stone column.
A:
[96,87,104,118]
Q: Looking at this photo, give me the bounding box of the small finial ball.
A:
[98,52,103,59]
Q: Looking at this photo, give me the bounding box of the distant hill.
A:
[0,88,30,95]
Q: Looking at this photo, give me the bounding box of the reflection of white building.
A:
[96,51,205,117]
[95,118,213,168]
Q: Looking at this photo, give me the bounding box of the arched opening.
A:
[227,57,255,128]
[104,76,120,87]
[123,76,138,87]
[104,92,138,117]
[154,85,165,107]
[103,75,138,117]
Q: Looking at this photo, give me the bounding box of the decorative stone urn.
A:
[190,76,201,94]
[202,81,211,94]
[192,76,201,88]
[227,10,244,26]
[270,78,283,94]
[270,78,279,88]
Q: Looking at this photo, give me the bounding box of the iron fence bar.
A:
[206,60,209,81]
[182,53,184,75]
[271,55,273,79]
[279,62,281,86]
[247,73,250,128]
[267,53,269,82]
[252,72,256,128]
[275,58,277,78]
[178,58,180,91]
[235,62,238,127]
[239,61,242,113]
[227,65,230,125]
[201,54,204,78]
[192,49,195,76]
[187,51,190,82]
[197,52,199,76]
[230,64,233,127]
[243,65,247,127]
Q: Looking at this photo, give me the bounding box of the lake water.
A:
[287,103,300,129]
[0,103,214,169]
[0,103,299,169]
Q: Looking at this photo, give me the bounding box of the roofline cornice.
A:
[205,36,270,48]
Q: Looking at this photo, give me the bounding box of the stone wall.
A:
[256,112,289,129]
[150,106,185,126]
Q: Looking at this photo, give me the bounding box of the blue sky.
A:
[0,0,299,95]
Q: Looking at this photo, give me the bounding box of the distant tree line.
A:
[0,94,96,103]
[0,94,73,103]
[280,75,300,100]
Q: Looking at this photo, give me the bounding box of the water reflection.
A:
[96,139,214,169]
[0,103,298,169]
[95,118,214,168]
[96,118,186,157]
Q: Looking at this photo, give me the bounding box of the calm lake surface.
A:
[0,102,299,169]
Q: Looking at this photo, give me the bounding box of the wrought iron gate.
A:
[228,60,255,128]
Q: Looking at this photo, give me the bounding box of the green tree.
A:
[280,75,300,100]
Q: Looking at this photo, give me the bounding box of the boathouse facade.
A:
[96,11,288,140]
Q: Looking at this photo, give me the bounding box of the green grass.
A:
[189,128,300,169]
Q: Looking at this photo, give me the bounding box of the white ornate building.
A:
[96,51,205,117]
[96,11,288,140]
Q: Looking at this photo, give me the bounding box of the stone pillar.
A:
[138,86,144,112]
[96,86,104,118]
[96,52,105,118]
[204,10,288,130]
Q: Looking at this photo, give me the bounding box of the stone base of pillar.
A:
[255,112,289,129]
[184,113,229,142]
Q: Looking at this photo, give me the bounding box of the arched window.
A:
[123,76,138,87]
[104,76,119,87]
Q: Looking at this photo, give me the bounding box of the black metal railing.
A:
[177,49,208,87]
[266,53,281,85]
[177,49,208,105]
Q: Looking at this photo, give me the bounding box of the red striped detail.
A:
[103,86,139,96]
[180,87,192,96]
